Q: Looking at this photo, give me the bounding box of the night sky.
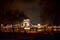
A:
[0,0,57,25]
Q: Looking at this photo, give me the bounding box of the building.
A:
[37,24,41,28]
[6,24,12,28]
[23,19,30,27]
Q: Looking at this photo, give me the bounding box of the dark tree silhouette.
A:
[0,10,29,24]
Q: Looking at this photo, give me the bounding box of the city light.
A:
[24,27,30,30]
[0,19,60,33]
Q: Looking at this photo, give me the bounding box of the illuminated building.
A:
[53,26,56,31]
[1,24,4,28]
[23,19,30,27]
[48,26,52,31]
[6,24,12,28]
[37,24,41,28]
[1,24,4,31]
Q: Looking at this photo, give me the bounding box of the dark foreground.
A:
[0,32,60,40]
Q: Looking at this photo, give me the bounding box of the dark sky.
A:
[0,0,40,24]
[0,0,57,25]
